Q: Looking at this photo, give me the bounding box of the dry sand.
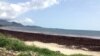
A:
[25,41,100,56]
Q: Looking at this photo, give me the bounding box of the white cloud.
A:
[0,1,29,19]
[0,0,59,19]
[1,12,7,17]
[30,0,59,9]
[0,0,60,25]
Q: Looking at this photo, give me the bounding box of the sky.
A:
[0,0,100,30]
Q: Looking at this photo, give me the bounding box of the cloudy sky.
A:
[0,0,100,30]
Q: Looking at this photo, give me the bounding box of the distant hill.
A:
[0,19,23,26]
[0,19,43,28]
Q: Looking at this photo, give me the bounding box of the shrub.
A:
[0,33,26,51]
[69,54,91,56]
[18,51,39,56]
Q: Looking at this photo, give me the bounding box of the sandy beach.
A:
[25,41,100,56]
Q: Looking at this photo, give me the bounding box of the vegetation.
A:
[69,54,91,56]
[0,33,91,56]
